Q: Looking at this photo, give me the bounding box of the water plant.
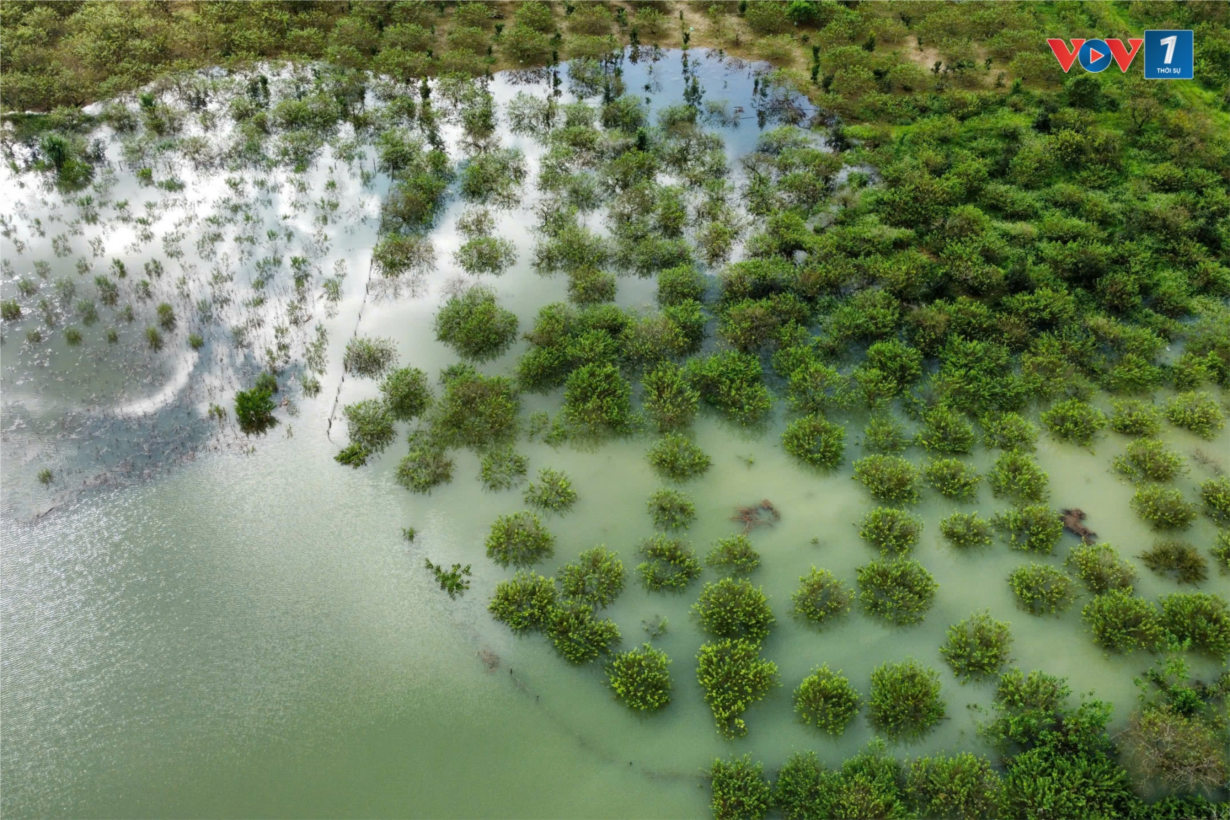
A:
[425,559,472,598]
[1213,531,1230,575]
[1041,398,1107,446]
[917,405,976,454]
[705,535,760,576]
[1008,564,1077,615]
[1109,399,1164,437]
[1130,485,1198,530]
[429,366,520,449]
[636,535,701,592]
[646,488,695,531]
[343,336,397,377]
[851,455,921,505]
[1113,438,1185,482]
[907,754,1004,820]
[992,504,1063,554]
[234,386,276,434]
[641,361,699,433]
[557,546,624,610]
[1082,590,1165,652]
[857,508,922,556]
[867,659,945,741]
[988,450,1049,503]
[434,287,519,362]
[1140,540,1208,585]
[485,511,555,568]
[856,559,938,626]
[692,578,775,643]
[342,399,396,453]
[863,412,909,454]
[922,458,980,501]
[940,611,1013,681]
[562,363,632,436]
[696,638,779,738]
[1199,476,1230,525]
[606,644,671,712]
[479,446,528,491]
[1165,392,1224,439]
[709,755,772,820]
[685,351,772,426]
[37,468,52,485]
[546,602,620,663]
[1160,592,1230,661]
[488,571,556,632]
[396,432,455,493]
[380,367,432,421]
[781,414,845,470]
[981,412,1038,451]
[791,568,852,628]
[645,433,711,481]
[793,665,860,736]
[940,512,994,549]
[523,467,577,514]
[1067,543,1138,594]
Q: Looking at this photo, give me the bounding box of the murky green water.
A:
[3,50,1227,818]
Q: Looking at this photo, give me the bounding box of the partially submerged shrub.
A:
[479,445,528,491]
[344,336,397,377]
[941,611,1013,681]
[1199,476,1230,524]
[558,546,625,610]
[1082,590,1164,652]
[856,559,938,626]
[867,659,946,741]
[1160,592,1230,660]
[940,511,994,549]
[906,754,1004,820]
[489,571,557,631]
[396,432,454,493]
[992,504,1063,554]
[858,508,922,556]
[686,351,772,426]
[647,488,696,531]
[234,387,276,435]
[1067,543,1138,594]
[782,415,845,469]
[794,665,860,736]
[792,568,853,627]
[646,433,711,481]
[917,405,976,454]
[710,755,772,820]
[1131,485,1198,530]
[1212,531,1230,575]
[1113,438,1185,482]
[1165,391,1225,439]
[1140,540,1208,584]
[1041,398,1107,446]
[486,511,555,568]
[852,455,921,505]
[706,535,761,576]
[637,535,702,592]
[923,458,980,501]
[607,644,671,711]
[642,362,700,432]
[343,399,396,453]
[988,450,1049,503]
[981,412,1038,451]
[563,363,632,436]
[434,287,519,362]
[1009,564,1077,615]
[430,366,520,449]
[1109,399,1163,437]
[547,603,620,663]
[864,412,910,454]
[693,578,775,643]
[523,467,578,514]
[696,638,780,738]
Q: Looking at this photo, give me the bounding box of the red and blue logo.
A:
[1047,38,1143,73]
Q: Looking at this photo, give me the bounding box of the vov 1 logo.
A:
[1047,30,1194,79]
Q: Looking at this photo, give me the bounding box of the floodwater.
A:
[2,50,1227,818]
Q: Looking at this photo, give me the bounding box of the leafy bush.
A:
[907,754,1004,820]
[489,571,557,632]
[857,508,922,556]
[523,467,578,514]
[852,455,921,504]
[744,1,792,34]
[940,511,994,549]
[429,366,520,449]
[434,288,518,362]
[343,399,396,453]
[1165,391,1224,439]
[1109,399,1163,437]
[657,264,706,306]
[646,433,711,481]
[941,611,1013,681]
[981,412,1038,451]
[863,412,910,454]
[710,755,772,820]
[867,659,946,741]
[1199,476,1230,524]
[1131,485,1198,530]
[1160,593,1230,660]
[1082,590,1164,652]
[782,414,846,469]
[696,638,780,738]
[379,367,432,421]
[566,267,615,304]
[344,336,397,377]
[637,535,702,592]
[455,235,517,276]
[478,445,528,491]
[607,644,671,711]
[234,387,276,435]
[917,405,976,454]
[486,511,555,568]
[992,504,1063,554]
[563,363,632,436]
[1140,540,1208,584]
[706,535,761,576]
[693,578,775,643]
[1009,564,1077,615]
[1041,398,1107,445]
[923,458,980,501]
[856,559,938,626]
[460,149,527,209]
[558,546,625,610]
[547,603,620,663]
[791,568,852,627]
[647,488,696,531]
[1067,543,1138,594]
[794,665,860,735]
[642,362,700,433]
[988,450,1049,503]
[1212,531,1230,575]
[1113,438,1185,482]
[396,432,454,493]
[686,351,772,426]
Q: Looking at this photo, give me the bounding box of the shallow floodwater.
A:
[3,50,1228,818]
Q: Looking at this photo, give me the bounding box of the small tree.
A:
[940,611,1013,681]
[486,511,555,568]
[234,387,276,434]
[794,665,860,735]
[696,638,780,738]
[791,568,852,627]
[867,659,945,741]
[710,755,772,820]
[693,578,775,642]
[607,644,672,711]
[856,559,937,626]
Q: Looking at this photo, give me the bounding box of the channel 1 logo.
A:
[1046,30,1194,79]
